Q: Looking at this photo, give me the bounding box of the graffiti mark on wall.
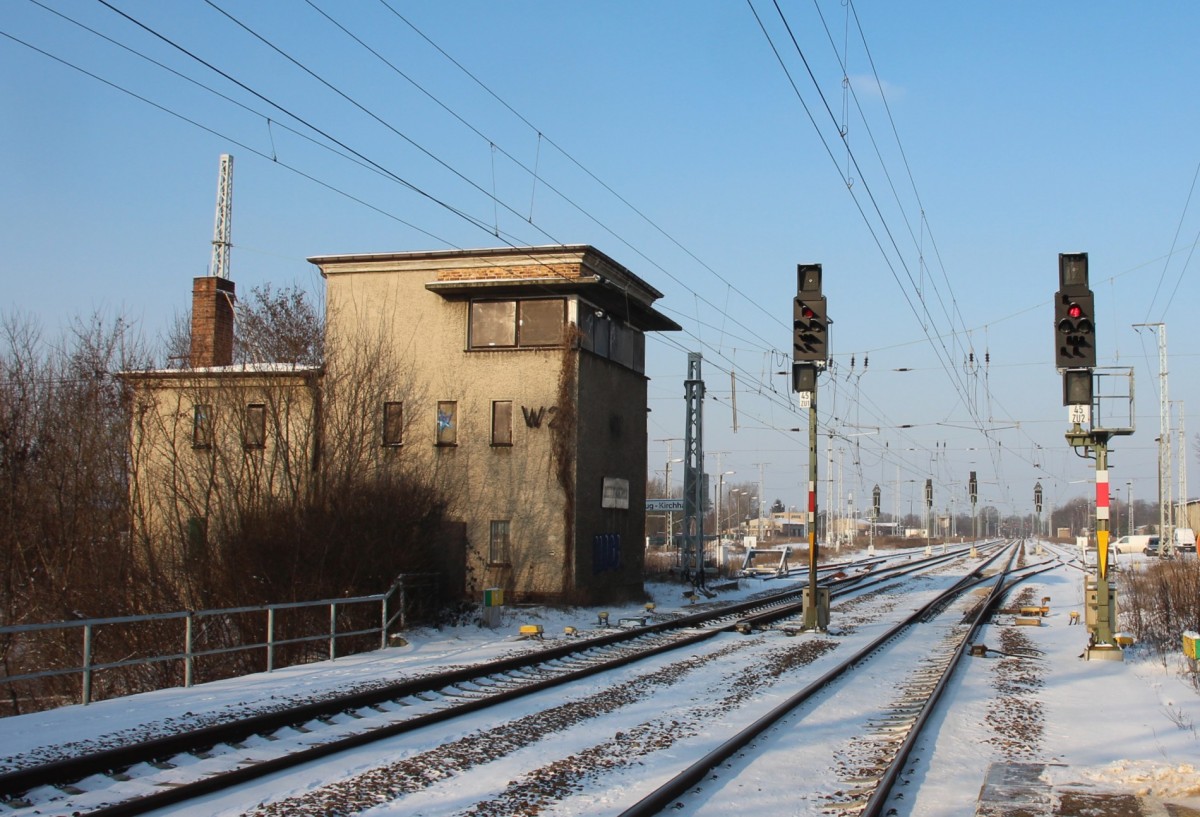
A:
[522,405,559,429]
[593,533,621,573]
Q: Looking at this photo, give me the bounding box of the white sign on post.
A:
[1068,404,1091,425]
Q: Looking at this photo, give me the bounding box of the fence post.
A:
[81,623,93,706]
[399,581,407,630]
[184,612,194,688]
[267,607,275,672]
[329,602,337,661]
[380,592,388,650]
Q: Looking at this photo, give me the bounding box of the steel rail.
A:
[0,548,942,799]
[861,553,1061,817]
[1,547,984,816]
[615,543,1018,817]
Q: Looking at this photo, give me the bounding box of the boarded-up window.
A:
[436,401,457,446]
[491,400,513,446]
[383,401,404,447]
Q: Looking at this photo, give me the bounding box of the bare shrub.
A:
[2,288,459,715]
[0,311,176,715]
[1120,558,1200,654]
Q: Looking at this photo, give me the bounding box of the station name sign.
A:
[645,498,685,512]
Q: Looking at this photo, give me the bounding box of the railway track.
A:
[619,541,1058,817]
[0,544,1020,817]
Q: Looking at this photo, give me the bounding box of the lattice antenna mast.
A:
[1177,403,1187,539]
[1154,325,1171,551]
[210,154,234,279]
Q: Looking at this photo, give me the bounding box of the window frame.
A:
[491,400,513,446]
[517,298,566,347]
[435,400,458,447]
[192,404,213,449]
[489,519,511,565]
[469,300,518,348]
[243,403,266,450]
[468,298,566,350]
[382,400,404,447]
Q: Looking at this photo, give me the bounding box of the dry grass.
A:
[1119,558,1200,656]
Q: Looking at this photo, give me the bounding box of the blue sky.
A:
[3,2,1198,524]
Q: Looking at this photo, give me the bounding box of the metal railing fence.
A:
[0,573,438,712]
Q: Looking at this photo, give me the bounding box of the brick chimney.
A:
[190,276,236,367]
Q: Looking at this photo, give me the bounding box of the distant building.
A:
[124,245,679,605]
[1182,499,1200,535]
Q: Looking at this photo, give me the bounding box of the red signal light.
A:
[1068,303,1083,319]
[801,306,815,319]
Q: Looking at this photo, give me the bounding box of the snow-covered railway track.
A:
[621,544,1058,817]
[221,547,1035,817]
[0,547,931,815]
[0,547,1014,816]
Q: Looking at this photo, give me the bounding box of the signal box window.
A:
[469,299,565,349]
[382,401,404,447]
[243,403,266,449]
[518,299,565,346]
[492,400,513,446]
[489,520,511,564]
[436,401,458,446]
[470,301,517,348]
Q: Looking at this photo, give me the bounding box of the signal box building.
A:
[126,245,679,605]
[313,245,680,603]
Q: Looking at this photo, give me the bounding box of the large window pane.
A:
[470,301,516,348]
[518,299,565,346]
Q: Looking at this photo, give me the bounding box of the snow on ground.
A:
[902,552,1200,814]
[1,544,1198,815]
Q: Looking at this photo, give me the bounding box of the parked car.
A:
[1174,528,1197,554]
[1143,530,1197,556]
[1112,534,1154,554]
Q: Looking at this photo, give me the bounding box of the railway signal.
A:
[792,263,830,630]
[1054,250,1129,660]
[792,263,828,366]
[1054,252,1096,370]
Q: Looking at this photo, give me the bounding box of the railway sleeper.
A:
[867,715,915,725]
[823,796,870,813]
[869,721,915,734]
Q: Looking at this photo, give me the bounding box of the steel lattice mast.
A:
[210,154,234,279]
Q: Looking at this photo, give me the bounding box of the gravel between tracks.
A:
[246,638,838,816]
